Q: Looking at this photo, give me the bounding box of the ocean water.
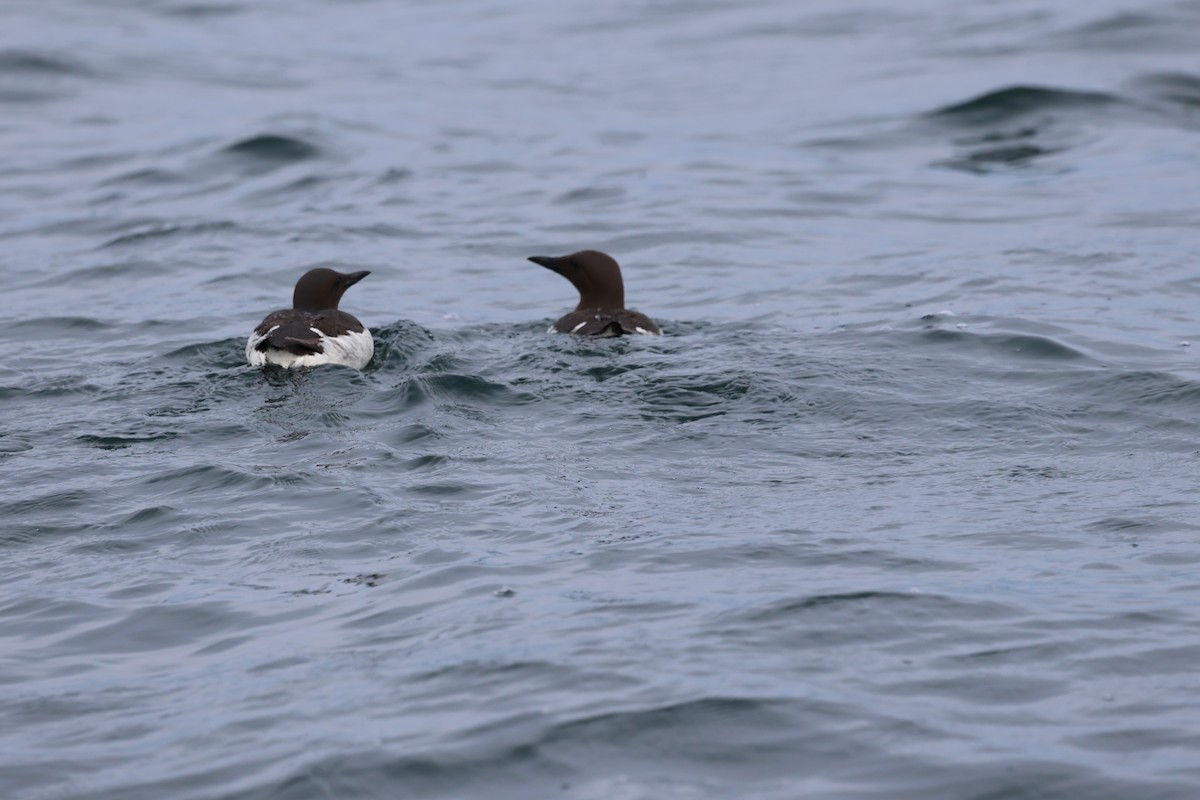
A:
[4,1,1200,798]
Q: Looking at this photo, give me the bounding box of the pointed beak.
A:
[342,270,370,289]
[528,256,563,275]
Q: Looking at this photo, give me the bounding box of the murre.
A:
[527,250,661,336]
[246,267,373,369]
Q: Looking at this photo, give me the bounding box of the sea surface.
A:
[3,1,1200,798]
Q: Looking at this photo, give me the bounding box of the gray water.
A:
[4,1,1200,798]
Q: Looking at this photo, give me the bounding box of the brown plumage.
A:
[527,250,661,336]
[246,267,373,369]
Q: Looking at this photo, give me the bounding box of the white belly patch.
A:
[246,327,374,370]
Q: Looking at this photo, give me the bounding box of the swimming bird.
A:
[246,267,373,369]
[527,250,661,336]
